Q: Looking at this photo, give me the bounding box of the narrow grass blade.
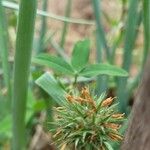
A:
[60,0,72,48]
[116,0,140,113]
[37,0,48,53]
[92,0,110,95]
[92,0,110,60]
[142,0,150,68]
[35,72,66,106]
[12,0,37,149]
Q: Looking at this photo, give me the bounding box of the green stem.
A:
[92,0,110,61]
[0,0,11,106]
[110,30,124,64]
[116,0,140,113]
[37,0,48,53]
[110,0,127,64]
[12,0,37,149]
[128,0,150,99]
[60,0,72,48]
[92,0,109,96]
[142,0,150,68]
[126,10,145,97]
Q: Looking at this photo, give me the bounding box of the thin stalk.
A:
[142,0,150,68]
[60,0,72,48]
[127,0,150,97]
[12,0,37,149]
[110,0,127,64]
[110,31,124,64]
[116,0,139,113]
[125,10,144,97]
[92,0,110,60]
[92,0,109,96]
[0,0,11,105]
[37,0,48,53]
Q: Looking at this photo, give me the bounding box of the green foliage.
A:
[12,0,37,149]
[36,73,66,105]
[51,88,124,150]
[60,0,72,48]
[71,39,90,71]
[116,0,140,113]
[34,40,128,82]
[80,64,128,77]
[34,39,128,150]
[143,0,150,67]
[33,53,74,75]
[0,90,42,148]
[0,0,149,149]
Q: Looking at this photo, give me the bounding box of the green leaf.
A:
[71,39,90,71]
[33,53,74,75]
[79,64,128,77]
[35,72,66,105]
[104,141,114,150]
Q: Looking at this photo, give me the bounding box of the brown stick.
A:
[121,55,150,150]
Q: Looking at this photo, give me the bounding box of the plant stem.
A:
[0,0,11,106]
[37,0,48,53]
[92,0,110,60]
[92,0,109,96]
[142,0,150,68]
[110,0,127,64]
[60,0,72,48]
[12,0,37,149]
[128,0,150,98]
[116,0,139,113]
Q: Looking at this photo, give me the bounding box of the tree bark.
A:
[121,55,150,150]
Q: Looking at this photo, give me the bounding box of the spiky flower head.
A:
[51,87,125,150]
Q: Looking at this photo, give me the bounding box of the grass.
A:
[0,0,149,149]
[37,0,48,53]
[116,0,140,113]
[60,0,72,48]
[143,0,150,68]
[92,0,109,96]
[12,0,37,149]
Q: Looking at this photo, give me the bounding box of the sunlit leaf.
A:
[33,53,74,75]
[79,64,128,77]
[71,39,90,71]
[35,72,66,105]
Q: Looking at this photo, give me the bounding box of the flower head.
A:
[51,87,125,150]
